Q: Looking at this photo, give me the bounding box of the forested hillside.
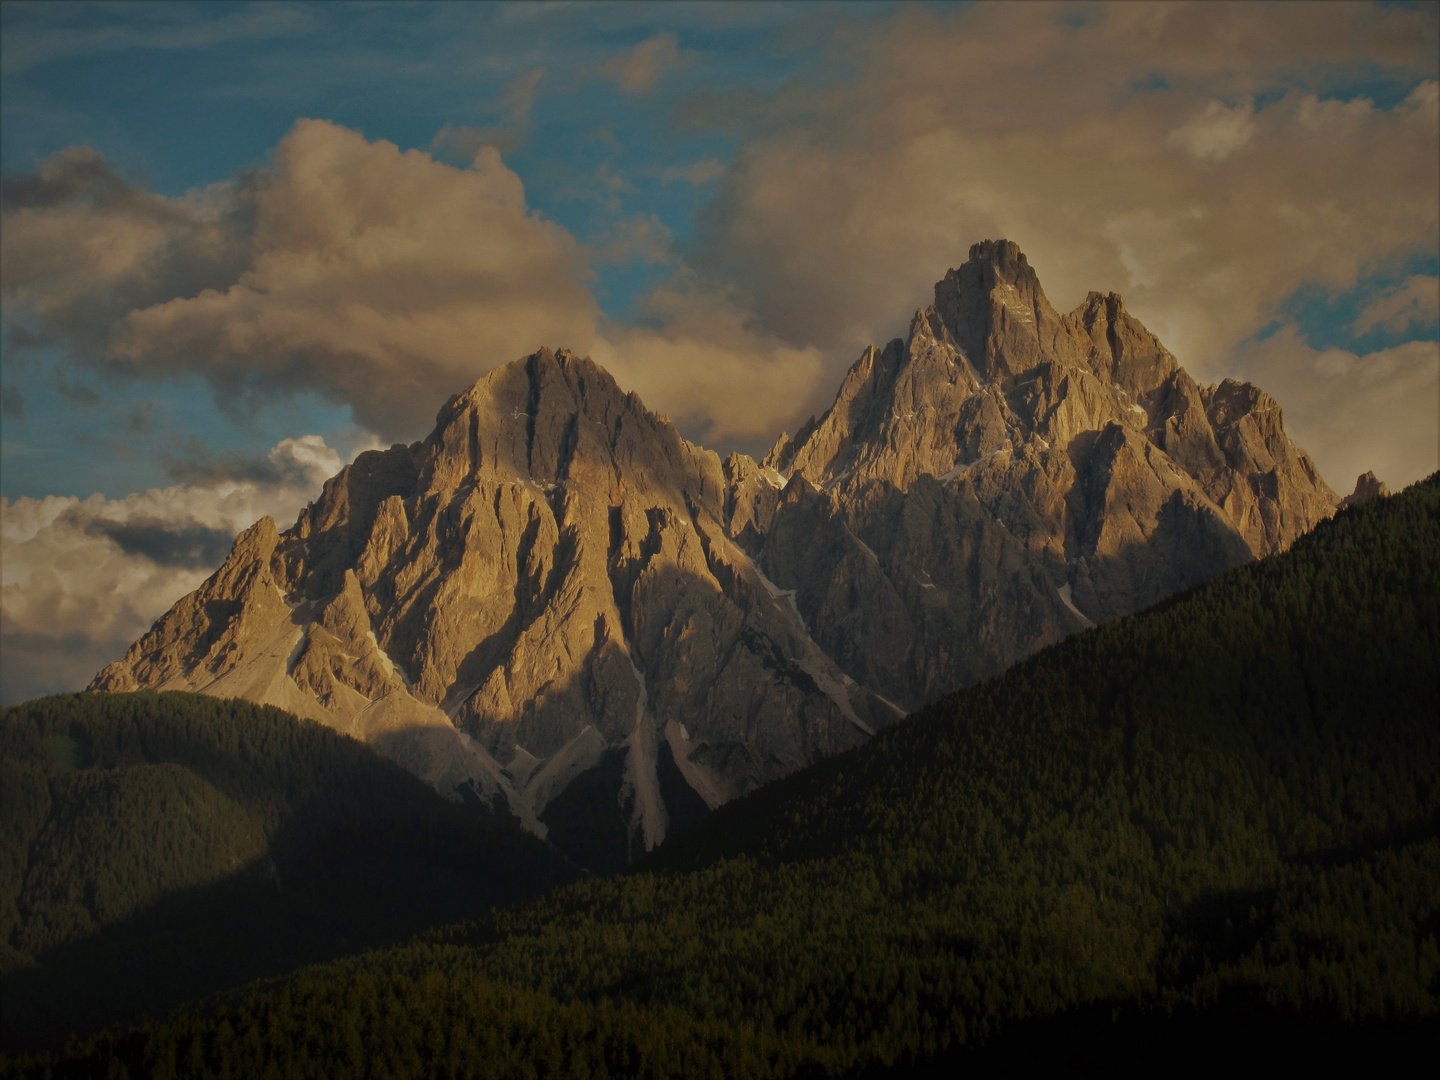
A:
[0,693,575,1053]
[6,474,1438,1078]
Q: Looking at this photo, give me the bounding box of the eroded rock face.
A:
[1340,470,1390,508]
[94,349,884,869]
[92,240,1341,868]
[749,240,1338,708]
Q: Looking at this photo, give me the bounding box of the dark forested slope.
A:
[7,475,1438,1078]
[0,693,575,1053]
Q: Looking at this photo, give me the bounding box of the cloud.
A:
[592,213,674,266]
[430,67,547,158]
[0,435,348,704]
[54,369,100,406]
[1,3,314,76]
[3,120,596,441]
[126,402,157,433]
[1351,275,1440,336]
[591,280,827,446]
[1235,325,1439,492]
[1,387,24,420]
[661,158,727,186]
[600,32,682,94]
[82,516,235,570]
[500,67,546,124]
[1168,99,1256,162]
[3,3,1434,476]
[675,0,1438,475]
[692,5,1438,359]
[160,432,352,487]
[0,145,251,358]
[0,119,835,458]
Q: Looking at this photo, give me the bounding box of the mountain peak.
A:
[961,238,1040,289]
[776,245,1336,557]
[90,243,1341,873]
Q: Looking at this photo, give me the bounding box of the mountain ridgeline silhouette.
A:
[91,241,1347,871]
[0,693,575,1054]
[16,468,1437,1077]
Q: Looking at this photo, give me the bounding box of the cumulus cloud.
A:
[680,0,1438,479]
[0,435,346,704]
[161,431,358,487]
[1235,326,1439,493]
[2,3,1435,479]
[0,145,251,358]
[1351,275,1440,336]
[1168,99,1256,162]
[600,32,682,94]
[2,120,596,441]
[592,280,827,446]
[1,116,835,454]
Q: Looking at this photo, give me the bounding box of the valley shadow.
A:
[1,798,573,1056]
[846,994,1436,1077]
[1066,487,1254,627]
[1286,812,1440,869]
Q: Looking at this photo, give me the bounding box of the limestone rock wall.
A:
[93,240,1341,867]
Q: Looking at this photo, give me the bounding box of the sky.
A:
[2,0,1438,703]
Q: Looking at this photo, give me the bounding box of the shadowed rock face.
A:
[93,349,887,867]
[92,240,1339,867]
[754,240,1337,707]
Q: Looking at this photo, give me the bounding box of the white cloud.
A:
[3,3,1436,482]
[1168,100,1256,162]
[1,117,843,457]
[0,435,349,704]
[1235,326,1439,493]
[600,32,682,94]
[3,120,597,442]
[592,281,827,445]
[1351,275,1440,336]
[679,2,1439,481]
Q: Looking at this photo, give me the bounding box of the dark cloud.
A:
[2,120,594,442]
[126,402,157,433]
[5,323,50,350]
[0,614,130,705]
[0,144,254,365]
[2,437,346,701]
[1,386,24,420]
[1,145,155,212]
[55,369,100,406]
[160,438,334,488]
[82,513,235,569]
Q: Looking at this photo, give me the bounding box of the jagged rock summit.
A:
[94,240,1341,869]
[1341,470,1390,508]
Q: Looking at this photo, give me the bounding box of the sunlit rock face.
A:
[92,348,887,868]
[755,240,1336,706]
[93,240,1338,867]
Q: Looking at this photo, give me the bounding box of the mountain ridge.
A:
[36,470,1439,1078]
[92,239,1345,868]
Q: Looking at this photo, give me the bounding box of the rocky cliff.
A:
[93,240,1340,868]
[752,240,1338,707]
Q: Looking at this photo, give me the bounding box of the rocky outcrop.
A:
[745,240,1338,707]
[94,349,885,870]
[1340,470,1390,509]
[93,240,1342,868]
